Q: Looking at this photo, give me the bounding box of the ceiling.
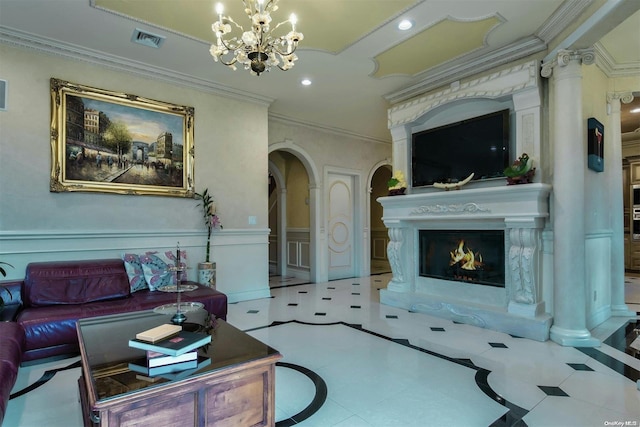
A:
[1,0,639,141]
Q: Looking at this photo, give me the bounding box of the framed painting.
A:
[587,117,604,173]
[50,78,195,197]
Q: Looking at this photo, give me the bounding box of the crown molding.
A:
[384,0,595,105]
[388,61,538,128]
[268,112,392,145]
[593,42,640,77]
[536,0,594,43]
[0,26,274,107]
[384,37,546,105]
[622,132,640,144]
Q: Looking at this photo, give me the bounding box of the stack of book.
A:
[128,323,211,378]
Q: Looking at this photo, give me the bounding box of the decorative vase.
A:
[506,168,536,185]
[388,187,406,196]
[198,262,216,289]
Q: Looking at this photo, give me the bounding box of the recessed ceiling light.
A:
[301,78,312,86]
[398,19,413,31]
[630,108,640,113]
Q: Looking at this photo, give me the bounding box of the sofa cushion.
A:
[0,322,25,425]
[121,253,148,293]
[17,298,142,353]
[139,251,187,291]
[24,259,130,307]
[0,322,25,363]
[17,282,227,362]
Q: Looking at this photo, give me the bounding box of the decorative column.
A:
[541,49,599,347]
[607,93,636,317]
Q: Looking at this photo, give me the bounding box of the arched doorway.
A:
[268,148,316,283]
[369,163,392,274]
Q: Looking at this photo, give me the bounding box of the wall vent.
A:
[131,28,165,48]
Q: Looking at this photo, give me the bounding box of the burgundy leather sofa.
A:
[16,259,228,362]
[0,321,24,425]
[0,258,228,424]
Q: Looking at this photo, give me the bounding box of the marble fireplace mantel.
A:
[378,183,553,341]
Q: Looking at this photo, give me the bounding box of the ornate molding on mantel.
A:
[380,184,552,225]
[410,203,490,215]
[384,39,545,105]
[388,61,539,128]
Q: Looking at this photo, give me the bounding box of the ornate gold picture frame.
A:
[50,78,195,197]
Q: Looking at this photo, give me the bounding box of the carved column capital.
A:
[606,92,634,104]
[540,48,595,78]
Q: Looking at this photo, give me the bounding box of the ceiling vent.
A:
[131,28,165,49]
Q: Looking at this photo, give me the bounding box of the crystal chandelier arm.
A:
[217,35,242,52]
[241,0,255,16]
[223,16,245,32]
[263,0,277,12]
[216,52,239,67]
[249,0,278,13]
[269,41,298,57]
[270,20,290,33]
[243,0,277,16]
[212,16,245,52]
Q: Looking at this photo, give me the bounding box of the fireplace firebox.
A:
[419,230,505,288]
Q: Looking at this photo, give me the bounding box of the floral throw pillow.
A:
[157,249,188,282]
[121,253,148,293]
[140,250,188,291]
[139,253,173,291]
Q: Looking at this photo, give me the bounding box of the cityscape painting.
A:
[50,78,195,197]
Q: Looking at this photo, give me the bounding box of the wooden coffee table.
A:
[76,310,281,427]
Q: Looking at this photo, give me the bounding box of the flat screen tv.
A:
[412,109,510,187]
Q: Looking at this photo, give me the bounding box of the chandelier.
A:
[210,0,303,76]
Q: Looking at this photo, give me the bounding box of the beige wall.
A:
[0,41,395,285]
[268,117,392,279]
[0,44,268,233]
[268,151,310,228]
[285,155,310,229]
[268,119,391,179]
[0,44,271,302]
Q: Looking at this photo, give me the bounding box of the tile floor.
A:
[5,273,640,427]
[235,274,640,427]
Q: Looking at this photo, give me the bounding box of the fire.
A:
[449,240,484,270]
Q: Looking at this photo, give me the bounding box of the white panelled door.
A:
[328,172,355,280]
